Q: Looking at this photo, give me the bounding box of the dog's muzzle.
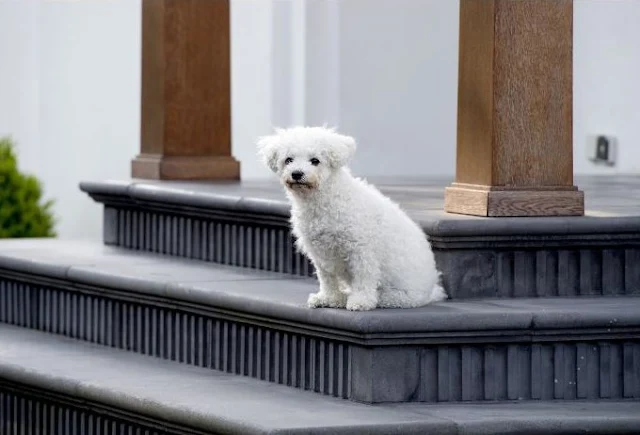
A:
[286,180,313,189]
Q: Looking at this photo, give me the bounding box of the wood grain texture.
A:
[486,190,584,217]
[163,0,231,156]
[493,0,573,187]
[445,186,584,217]
[452,183,578,192]
[447,0,582,216]
[455,0,495,186]
[444,186,489,216]
[140,0,165,155]
[132,154,240,180]
[137,0,235,180]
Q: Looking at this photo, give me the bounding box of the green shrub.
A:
[0,136,56,238]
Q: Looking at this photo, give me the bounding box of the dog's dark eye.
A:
[284,157,293,165]
[310,158,320,166]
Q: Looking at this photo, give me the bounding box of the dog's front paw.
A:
[346,293,378,311]
[307,292,347,309]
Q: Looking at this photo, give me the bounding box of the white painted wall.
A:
[573,0,640,174]
[336,0,458,178]
[0,0,141,241]
[230,0,274,180]
[1,0,639,240]
[0,1,40,177]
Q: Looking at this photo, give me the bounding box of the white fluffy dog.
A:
[257,126,447,311]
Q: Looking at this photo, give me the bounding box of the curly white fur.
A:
[257,126,447,311]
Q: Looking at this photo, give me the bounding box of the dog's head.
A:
[257,126,356,194]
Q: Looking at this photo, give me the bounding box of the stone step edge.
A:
[2,259,640,346]
[0,325,451,435]
[80,180,640,243]
[3,263,640,404]
[2,325,640,435]
[0,380,214,435]
[83,180,640,300]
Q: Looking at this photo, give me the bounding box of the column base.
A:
[444,183,584,217]
[131,154,240,181]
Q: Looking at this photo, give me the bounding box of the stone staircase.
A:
[1,179,639,434]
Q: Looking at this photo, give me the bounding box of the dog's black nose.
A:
[291,171,304,181]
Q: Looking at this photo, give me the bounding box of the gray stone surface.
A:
[436,247,640,299]
[1,239,638,337]
[1,324,639,435]
[82,178,640,298]
[395,401,640,435]
[80,175,640,216]
[0,324,452,434]
[1,239,639,404]
[80,177,640,237]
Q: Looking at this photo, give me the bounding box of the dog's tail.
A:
[420,272,448,305]
[379,281,448,308]
[428,282,448,303]
[401,283,447,309]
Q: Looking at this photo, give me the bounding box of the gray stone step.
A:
[1,324,639,435]
[80,179,640,299]
[1,239,639,405]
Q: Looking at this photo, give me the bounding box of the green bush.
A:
[0,136,56,238]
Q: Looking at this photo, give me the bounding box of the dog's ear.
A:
[256,134,280,173]
[327,133,356,168]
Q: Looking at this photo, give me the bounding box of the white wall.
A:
[0,1,40,177]
[337,0,458,178]
[1,0,639,240]
[230,0,274,180]
[238,0,459,179]
[573,0,640,174]
[0,0,140,241]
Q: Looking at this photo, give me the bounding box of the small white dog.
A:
[257,126,447,311]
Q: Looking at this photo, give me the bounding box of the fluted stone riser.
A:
[413,342,640,402]
[438,248,640,299]
[2,278,639,404]
[103,206,640,299]
[105,207,314,277]
[0,383,205,435]
[0,279,350,400]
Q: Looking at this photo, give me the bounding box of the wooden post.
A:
[445,0,583,217]
[132,0,240,180]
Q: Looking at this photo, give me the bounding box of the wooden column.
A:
[445,0,583,217]
[132,0,240,180]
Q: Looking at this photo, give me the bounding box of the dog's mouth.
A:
[286,180,315,190]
